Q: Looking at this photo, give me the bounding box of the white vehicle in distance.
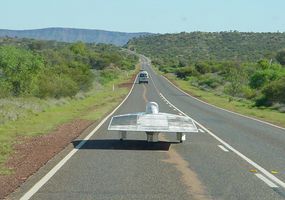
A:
[138,70,149,84]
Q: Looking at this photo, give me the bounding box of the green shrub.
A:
[255,95,271,107]
[0,38,138,99]
[197,74,222,89]
[195,62,211,74]
[67,61,93,91]
[249,69,280,89]
[276,49,285,66]
[70,42,87,55]
[240,86,256,99]
[37,72,79,98]
[175,66,198,79]
[0,80,12,98]
[0,46,44,96]
[99,67,120,85]
[261,77,285,104]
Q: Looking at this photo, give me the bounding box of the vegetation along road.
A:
[1,32,285,199]
[0,38,139,198]
[11,55,285,200]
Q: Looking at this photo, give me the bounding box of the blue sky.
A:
[0,0,284,33]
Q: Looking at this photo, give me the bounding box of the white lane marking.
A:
[218,145,229,152]
[149,63,284,188]
[173,108,177,111]
[255,173,279,188]
[20,76,138,200]
[161,76,285,131]
[159,92,285,189]
[198,128,205,133]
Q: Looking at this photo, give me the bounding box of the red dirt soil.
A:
[0,119,93,199]
[118,72,137,89]
[0,71,138,199]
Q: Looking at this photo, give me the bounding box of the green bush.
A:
[257,59,271,69]
[99,67,120,85]
[70,42,87,55]
[197,74,222,89]
[276,49,285,66]
[195,62,211,74]
[249,69,280,89]
[175,66,198,79]
[0,46,43,96]
[37,72,79,98]
[0,38,138,99]
[240,85,256,99]
[260,77,285,105]
[0,80,12,98]
[66,61,93,91]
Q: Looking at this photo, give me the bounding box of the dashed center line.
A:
[218,145,229,152]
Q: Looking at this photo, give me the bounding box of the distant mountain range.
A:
[0,28,153,46]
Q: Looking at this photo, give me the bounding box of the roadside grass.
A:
[164,73,285,128]
[0,70,136,175]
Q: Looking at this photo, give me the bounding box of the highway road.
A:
[12,56,285,200]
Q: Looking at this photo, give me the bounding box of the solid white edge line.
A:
[159,92,285,189]
[218,145,229,152]
[255,173,279,188]
[161,75,285,131]
[147,59,284,189]
[20,76,138,200]
[148,58,284,189]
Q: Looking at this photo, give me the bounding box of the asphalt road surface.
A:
[13,56,285,200]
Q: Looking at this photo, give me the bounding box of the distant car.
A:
[138,70,149,84]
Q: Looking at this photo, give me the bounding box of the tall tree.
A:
[0,46,43,96]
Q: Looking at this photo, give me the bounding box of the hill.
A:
[0,28,152,46]
[127,31,285,62]
[126,31,285,108]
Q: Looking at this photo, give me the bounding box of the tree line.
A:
[127,32,285,109]
[127,31,285,62]
[0,37,138,98]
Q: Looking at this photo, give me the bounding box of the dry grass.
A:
[0,69,137,174]
[165,73,285,128]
